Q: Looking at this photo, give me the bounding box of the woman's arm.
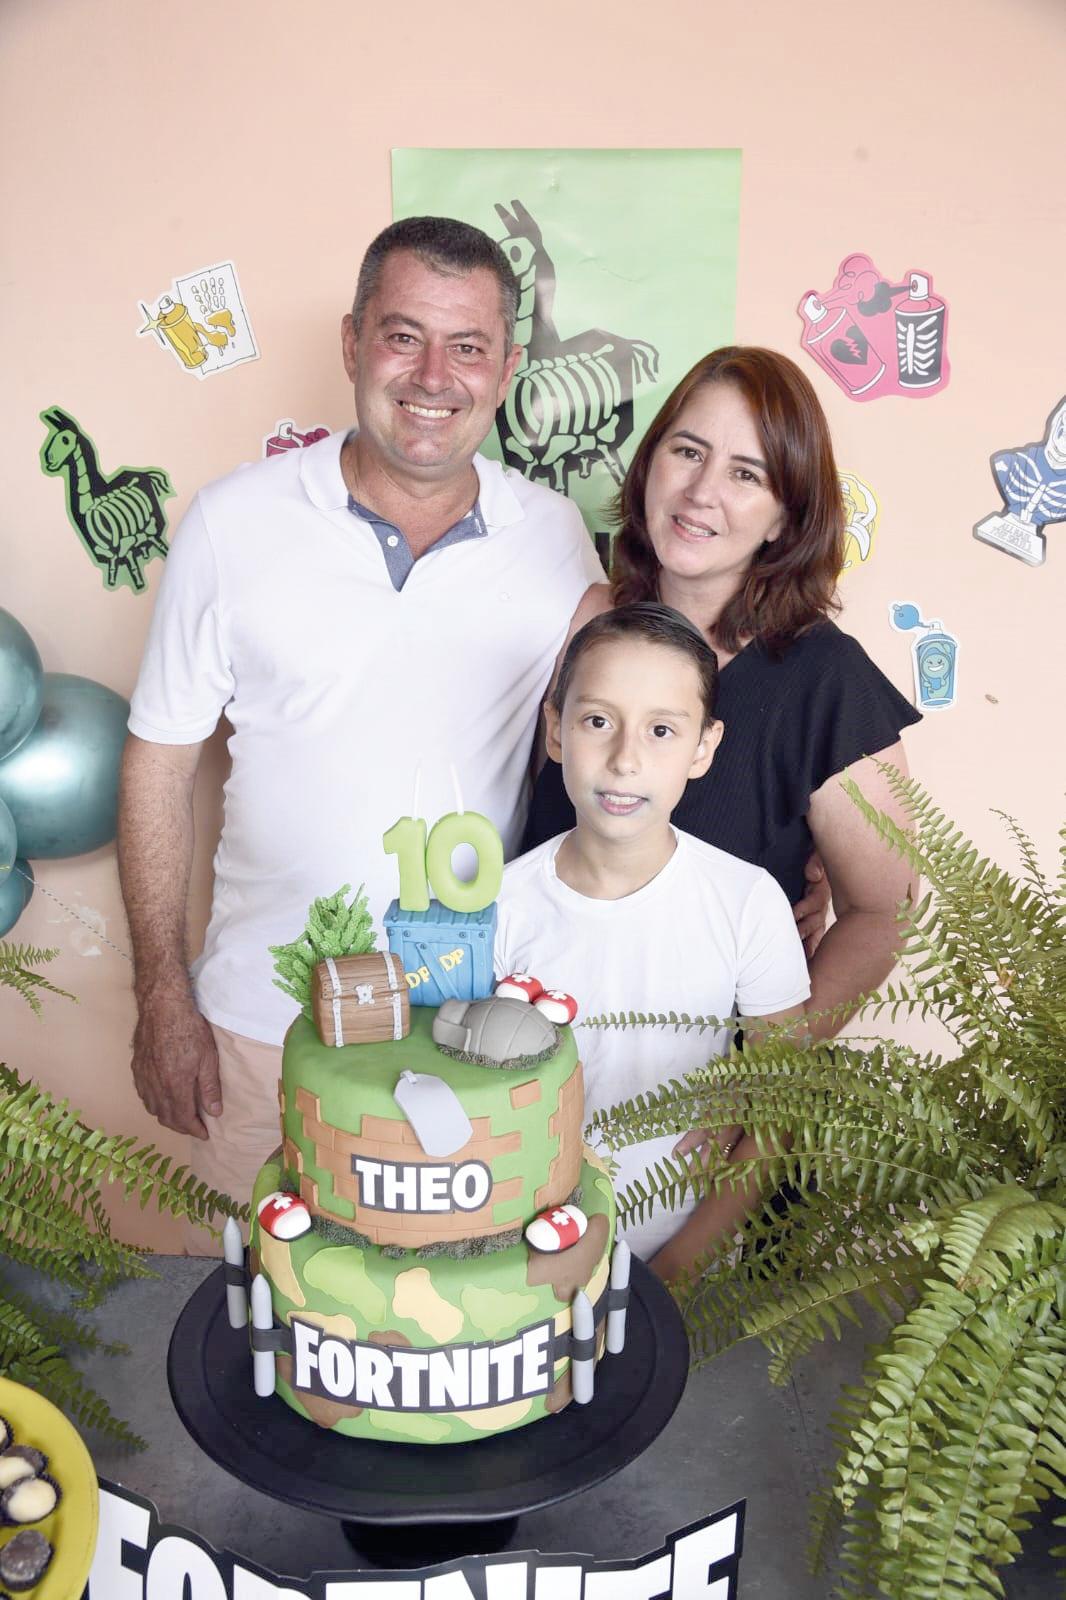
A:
[803,741,916,1042]
[531,582,613,776]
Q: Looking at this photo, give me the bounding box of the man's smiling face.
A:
[341,250,521,483]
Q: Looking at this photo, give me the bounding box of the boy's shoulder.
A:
[500,833,565,895]
[673,828,770,892]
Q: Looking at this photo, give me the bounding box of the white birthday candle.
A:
[250,1274,276,1398]
[223,1217,247,1330]
[607,1240,631,1355]
[571,1289,596,1405]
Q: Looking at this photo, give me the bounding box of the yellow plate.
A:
[0,1376,98,1600]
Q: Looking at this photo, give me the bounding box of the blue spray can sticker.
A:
[890,603,959,711]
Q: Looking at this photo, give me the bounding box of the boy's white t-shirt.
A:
[495,828,811,1260]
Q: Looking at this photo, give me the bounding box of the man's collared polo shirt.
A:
[349,493,487,591]
[129,428,603,1044]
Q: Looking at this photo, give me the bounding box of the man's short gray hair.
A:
[351,216,519,349]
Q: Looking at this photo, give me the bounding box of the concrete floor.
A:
[19,1257,1061,1596]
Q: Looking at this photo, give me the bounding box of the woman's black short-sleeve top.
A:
[522,620,922,906]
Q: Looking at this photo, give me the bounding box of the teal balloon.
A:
[0,857,33,937]
[0,796,15,873]
[0,673,129,858]
[0,609,44,762]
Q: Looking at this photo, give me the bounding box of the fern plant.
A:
[0,941,239,1445]
[587,773,1066,1599]
[269,882,376,1019]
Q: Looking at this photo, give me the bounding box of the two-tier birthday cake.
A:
[225,801,629,1446]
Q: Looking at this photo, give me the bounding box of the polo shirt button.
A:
[386,535,399,548]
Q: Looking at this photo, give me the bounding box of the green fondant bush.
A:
[269,884,376,1020]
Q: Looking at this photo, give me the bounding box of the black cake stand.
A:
[168,1260,688,1569]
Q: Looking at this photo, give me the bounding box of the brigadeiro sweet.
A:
[0,1419,9,1452]
[0,1528,53,1591]
[0,1460,34,1493]
[1,1474,59,1525]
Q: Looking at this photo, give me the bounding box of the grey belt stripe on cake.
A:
[251,1324,293,1354]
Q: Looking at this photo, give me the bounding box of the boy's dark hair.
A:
[550,602,720,726]
[352,216,519,347]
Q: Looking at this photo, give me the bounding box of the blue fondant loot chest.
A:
[384,898,496,1005]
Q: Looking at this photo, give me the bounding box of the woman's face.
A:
[644,383,785,593]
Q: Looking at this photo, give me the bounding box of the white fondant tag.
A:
[394,1070,473,1156]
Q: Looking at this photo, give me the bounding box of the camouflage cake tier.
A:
[250,1146,617,1444]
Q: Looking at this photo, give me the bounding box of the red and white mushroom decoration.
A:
[533,989,578,1025]
[257,1191,312,1241]
[495,972,545,1004]
[524,1203,588,1253]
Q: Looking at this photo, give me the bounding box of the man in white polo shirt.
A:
[118,216,602,1207]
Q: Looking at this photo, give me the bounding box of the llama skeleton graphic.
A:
[39,408,173,592]
[494,200,659,492]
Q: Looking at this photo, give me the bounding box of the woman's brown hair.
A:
[611,346,845,653]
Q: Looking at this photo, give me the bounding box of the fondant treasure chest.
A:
[311,951,410,1047]
[383,898,496,1008]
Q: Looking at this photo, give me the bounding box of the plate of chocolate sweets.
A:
[0,1377,98,1599]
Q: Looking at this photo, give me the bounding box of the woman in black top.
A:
[523,346,921,1038]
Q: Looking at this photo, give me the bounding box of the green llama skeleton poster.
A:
[392,149,741,541]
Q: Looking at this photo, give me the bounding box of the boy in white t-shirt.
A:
[495,603,810,1282]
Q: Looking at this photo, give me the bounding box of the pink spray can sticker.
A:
[263,419,331,458]
[799,254,889,399]
[798,254,950,401]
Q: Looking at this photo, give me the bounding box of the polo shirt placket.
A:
[348,495,488,590]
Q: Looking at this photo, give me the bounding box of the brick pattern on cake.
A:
[509,1078,542,1110]
[534,1062,584,1211]
[293,1088,542,1247]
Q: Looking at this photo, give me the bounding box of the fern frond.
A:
[580,1009,730,1033]
[0,1075,240,1228]
[0,941,74,1015]
[0,1295,143,1446]
[827,1282,1066,1597]
[0,956,239,1443]
[934,1184,1066,1294]
[991,808,1056,912]
[595,779,1066,1596]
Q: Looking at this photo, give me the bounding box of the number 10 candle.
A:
[383,769,502,1008]
[383,767,503,915]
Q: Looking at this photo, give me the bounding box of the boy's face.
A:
[546,638,722,846]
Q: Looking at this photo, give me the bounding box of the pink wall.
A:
[3,0,1064,1247]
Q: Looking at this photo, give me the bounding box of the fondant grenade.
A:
[525,1203,589,1253]
[257,1191,312,1241]
[431,995,558,1065]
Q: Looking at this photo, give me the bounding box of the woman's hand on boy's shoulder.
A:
[794,849,831,958]
[672,1125,745,1161]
